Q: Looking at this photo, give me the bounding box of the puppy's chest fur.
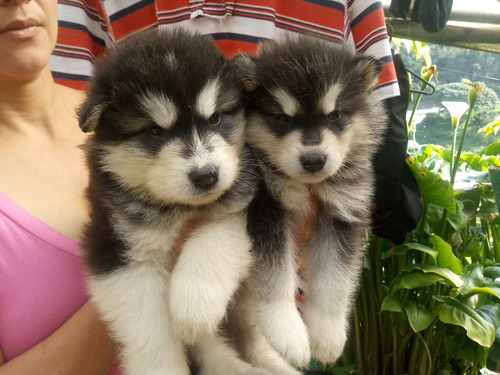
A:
[85,156,257,275]
[112,202,200,266]
[263,166,372,243]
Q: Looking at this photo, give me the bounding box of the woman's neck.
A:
[0,67,83,144]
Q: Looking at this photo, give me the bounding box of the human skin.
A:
[0,1,118,373]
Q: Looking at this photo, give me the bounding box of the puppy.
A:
[78,28,264,375]
[235,35,387,367]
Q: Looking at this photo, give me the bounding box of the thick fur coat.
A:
[235,35,388,367]
[78,29,262,375]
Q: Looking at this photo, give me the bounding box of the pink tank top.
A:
[0,189,120,374]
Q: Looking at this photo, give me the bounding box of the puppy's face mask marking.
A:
[235,39,382,184]
[79,35,245,207]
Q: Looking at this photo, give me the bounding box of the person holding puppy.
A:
[0,0,120,373]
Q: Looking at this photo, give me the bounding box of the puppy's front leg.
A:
[303,215,366,364]
[247,195,310,367]
[169,212,252,343]
[192,333,272,375]
[88,263,188,375]
[228,283,302,375]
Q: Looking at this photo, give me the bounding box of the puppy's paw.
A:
[199,366,273,375]
[259,302,310,367]
[243,368,274,375]
[170,286,227,343]
[306,310,347,364]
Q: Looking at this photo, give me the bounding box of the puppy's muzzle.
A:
[300,153,327,173]
[189,165,219,190]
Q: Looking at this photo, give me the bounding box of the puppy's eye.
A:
[327,110,342,120]
[208,113,221,125]
[148,125,165,136]
[275,114,292,124]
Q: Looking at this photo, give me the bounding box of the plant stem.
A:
[407,93,423,144]
[491,220,500,262]
[450,125,459,175]
[399,331,414,367]
[416,332,433,375]
[391,316,399,375]
[353,303,364,372]
[450,108,474,186]
[418,197,429,243]
[408,333,419,375]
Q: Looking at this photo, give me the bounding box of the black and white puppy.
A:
[78,28,262,375]
[235,35,387,366]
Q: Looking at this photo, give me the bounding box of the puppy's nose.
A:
[300,153,326,173]
[189,165,219,189]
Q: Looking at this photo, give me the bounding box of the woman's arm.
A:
[0,302,117,375]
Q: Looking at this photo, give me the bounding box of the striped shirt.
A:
[52,0,399,99]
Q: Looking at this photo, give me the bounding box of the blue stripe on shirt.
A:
[108,0,155,22]
[58,20,106,46]
[350,1,382,28]
[303,0,345,11]
[209,33,263,44]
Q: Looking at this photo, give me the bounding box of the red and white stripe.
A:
[52,0,399,98]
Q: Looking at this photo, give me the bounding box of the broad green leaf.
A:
[404,300,436,332]
[407,157,456,212]
[484,155,500,167]
[456,188,483,209]
[478,199,500,216]
[426,203,445,233]
[430,234,463,274]
[416,144,448,164]
[481,139,500,156]
[446,200,468,232]
[476,304,500,340]
[381,294,403,313]
[465,286,500,298]
[484,266,500,280]
[459,153,490,171]
[434,296,496,347]
[391,271,444,292]
[410,264,464,288]
[381,243,438,261]
[460,264,484,295]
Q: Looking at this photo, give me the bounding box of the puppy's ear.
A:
[353,55,384,90]
[77,94,108,133]
[233,53,259,92]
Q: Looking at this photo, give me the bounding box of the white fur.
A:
[169,213,253,343]
[88,265,189,375]
[303,235,356,362]
[255,289,310,366]
[111,210,186,264]
[318,82,343,114]
[196,79,221,118]
[99,133,240,206]
[139,92,178,129]
[239,35,387,369]
[193,334,272,375]
[247,116,353,184]
[264,174,310,216]
[252,229,311,367]
[271,88,300,117]
[233,285,302,375]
